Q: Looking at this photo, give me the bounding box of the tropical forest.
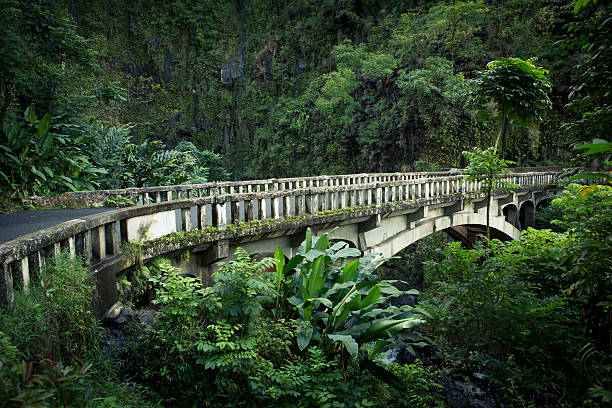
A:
[0,0,610,407]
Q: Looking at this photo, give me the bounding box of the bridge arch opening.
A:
[502,204,518,228]
[519,201,535,230]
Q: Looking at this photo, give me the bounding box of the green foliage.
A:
[0,0,94,125]
[0,106,105,198]
[136,255,277,405]
[422,182,612,405]
[134,234,433,406]
[469,57,552,157]
[0,357,95,408]
[357,359,446,408]
[87,125,230,189]
[422,235,582,403]
[59,0,574,179]
[470,57,552,127]
[174,141,231,182]
[561,1,612,165]
[552,184,612,351]
[0,252,99,362]
[276,229,428,389]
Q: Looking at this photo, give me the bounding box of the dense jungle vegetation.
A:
[1,0,603,199]
[1,0,611,407]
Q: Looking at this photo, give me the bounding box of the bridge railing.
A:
[25,171,464,208]
[0,171,558,304]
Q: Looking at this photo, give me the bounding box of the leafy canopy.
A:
[469,57,552,128]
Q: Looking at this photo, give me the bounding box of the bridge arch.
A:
[367,212,519,260]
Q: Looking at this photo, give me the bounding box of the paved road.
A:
[0,208,115,244]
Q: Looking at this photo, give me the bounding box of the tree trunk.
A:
[500,117,510,159]
[494,113,509,157]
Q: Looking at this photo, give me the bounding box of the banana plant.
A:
[276,228,428,368]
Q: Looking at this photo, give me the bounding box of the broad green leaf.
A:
[41,132,53,156]
[31,166,46,181]
[327,334,359,357]
[25,105,36,123]
[37,113,51,138]
[361,285,381,309]
[370,340,388,358]
[348,293,362,310]
[311,297,333,308]
[314,234,329,251]
[304,249,327,262]
[283,254,304,275]
[334,247,361,259]
[297,321,313,350]
[308,257,325,298]
[274,247,285,274]
[358,317,425,343]
[340,259,359,283]
[305,228,312,252]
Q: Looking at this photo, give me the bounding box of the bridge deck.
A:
[0,208,114,244]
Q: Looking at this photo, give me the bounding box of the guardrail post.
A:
[91,226,106,261]
[273,197,283,218]
[199,204,213,228]
[216,201,231,228]
[262,197,272,219]
[11,258,30,293]
[286,196,296,216]
[0,264,13,304]
[307,194,318,215]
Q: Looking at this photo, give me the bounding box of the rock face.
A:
[163,50,174,83]
[220,57,245,85]
[445,375,499,408]
[163,113,181,137]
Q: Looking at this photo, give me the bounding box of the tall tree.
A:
[469,57,552,159]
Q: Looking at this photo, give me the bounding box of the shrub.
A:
[421,234,585,403]
[0,106,105,198]
[0,252,98,361]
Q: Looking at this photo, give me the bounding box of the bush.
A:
[0,106,105,198]
[88,125,231,189]
[421,225,603,404]
[133,231,431,407]
[356,359,445,408]
[0,252,98,362]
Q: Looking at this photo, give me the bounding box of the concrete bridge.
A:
[0,170,560,315]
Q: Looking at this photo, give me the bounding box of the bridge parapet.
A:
[23,170,474,208]
[0,171,559,308]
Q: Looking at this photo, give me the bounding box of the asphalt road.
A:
[0,207,115,244]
